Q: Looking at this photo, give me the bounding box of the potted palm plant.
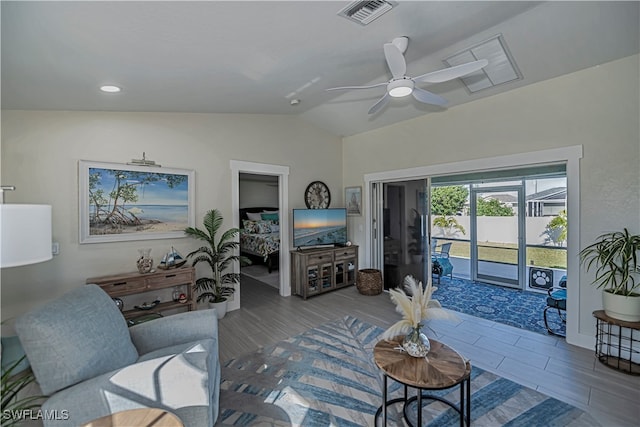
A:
[580,228,640,322]
[184,209,251,319]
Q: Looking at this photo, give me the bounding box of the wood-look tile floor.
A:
[220,276,640,427]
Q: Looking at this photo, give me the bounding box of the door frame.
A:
[230,160,291,311]
[364,146,585,347]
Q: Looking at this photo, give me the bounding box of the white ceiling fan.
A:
[327,37,489,114]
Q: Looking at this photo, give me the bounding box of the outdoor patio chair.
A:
[544,275,567,337]
[432,242,453,282]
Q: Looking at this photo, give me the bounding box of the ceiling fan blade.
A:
[368,93,390,115]
[326,82,388,91]
[412,87,448,106]
[413,59,489,84]
[383,43,406,79]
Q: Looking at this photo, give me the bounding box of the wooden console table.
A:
[593,310,640,375]
[87,267,196,321]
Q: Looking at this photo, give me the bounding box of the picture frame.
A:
[79,160,195,244]
[345,186,362,216]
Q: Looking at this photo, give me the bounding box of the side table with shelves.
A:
[291,246,358,299]
[593,310,640,375]
[87,267,196,321]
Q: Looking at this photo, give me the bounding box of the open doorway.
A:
[239,173,281,291]
[230,160,291,312]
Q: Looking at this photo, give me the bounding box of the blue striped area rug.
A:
[217,316,599,426]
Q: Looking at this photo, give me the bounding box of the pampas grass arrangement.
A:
[381,275,459,340]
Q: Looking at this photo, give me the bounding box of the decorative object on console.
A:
[580,228,640,322]
[134,299,161,311]
[185,209,251,319]
[304,180,331,209]
[381,275,459,357]
[78,161,195,244]
[136,248,154,274]
[113,298,124,311]
[158,246,187,270]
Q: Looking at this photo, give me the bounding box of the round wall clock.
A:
[304,181,331,209]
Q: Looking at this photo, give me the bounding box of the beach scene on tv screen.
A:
[294,210,347,247]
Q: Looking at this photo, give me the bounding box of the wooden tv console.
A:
[290,245,358,299]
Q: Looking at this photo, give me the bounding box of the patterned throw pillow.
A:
[243,219,260,233]
[255,220,272,234]
[243,219,272,234]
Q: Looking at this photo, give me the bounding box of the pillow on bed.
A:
[243,219,260,233]
[246,212,263,221]
[261,212,279,224]
[243,219,272,234]
[255,220,273,234]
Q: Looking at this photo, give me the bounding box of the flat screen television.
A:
[293,208,347,248]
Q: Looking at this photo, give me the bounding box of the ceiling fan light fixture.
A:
[387,79,413,97]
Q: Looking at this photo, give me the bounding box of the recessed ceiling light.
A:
[100,85,121,93]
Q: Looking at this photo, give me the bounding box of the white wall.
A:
[343,55,640,345]
[0,111,342,324]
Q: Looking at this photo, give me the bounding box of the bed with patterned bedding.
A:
[239,207,280,273]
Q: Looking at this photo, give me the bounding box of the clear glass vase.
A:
[136,248,153,274]
[402,324,431,357]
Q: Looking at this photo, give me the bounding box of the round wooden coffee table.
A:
[81,408,183,427]
[374,337,471,427]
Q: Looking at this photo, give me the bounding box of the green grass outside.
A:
[441,240,567,269]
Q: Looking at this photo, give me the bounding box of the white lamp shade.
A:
[0,204,52,268]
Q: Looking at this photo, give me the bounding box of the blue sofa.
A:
[15,284,220,426]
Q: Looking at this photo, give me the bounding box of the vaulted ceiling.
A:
[2,1,638,137]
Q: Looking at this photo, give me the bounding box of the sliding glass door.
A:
[373,179,430,290]
[470,183,525,288]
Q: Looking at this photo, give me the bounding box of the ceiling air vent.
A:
[337,1,397,26]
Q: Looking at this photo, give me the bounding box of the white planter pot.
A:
[209,299,228,319]
[602,291,640,322]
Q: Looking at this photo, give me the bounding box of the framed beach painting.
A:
[345,186,362,216]
[79,160,195,244]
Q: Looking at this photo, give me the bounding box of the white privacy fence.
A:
[431,215,565,247]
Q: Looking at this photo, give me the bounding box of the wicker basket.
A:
[356,269,383,296]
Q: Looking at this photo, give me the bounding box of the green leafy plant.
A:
[544,210,567,246]
[432,216,466,237]
[431,186,468,216]
[184,209,251,303]
[1,356,43,427]
[476,197,514,216]
[579,228,640,296]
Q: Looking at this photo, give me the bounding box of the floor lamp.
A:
[1,186,53,373]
